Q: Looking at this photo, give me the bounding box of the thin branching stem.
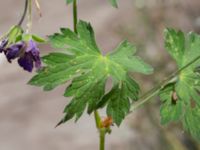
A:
[18,0,28,26]
[131,55,200,111]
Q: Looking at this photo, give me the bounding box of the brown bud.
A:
[100,116,113,128]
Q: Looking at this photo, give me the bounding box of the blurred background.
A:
[0,0,200,150]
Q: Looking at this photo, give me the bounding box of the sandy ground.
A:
[0,0,137,150]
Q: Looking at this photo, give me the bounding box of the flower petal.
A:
[34,55,42,70]
[26,40,39,52]
[18,53,34,72]
[26,40,42,70]
[5,42,25,62]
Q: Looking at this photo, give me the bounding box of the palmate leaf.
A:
[29,20,153,126]
[65,0,118,8]
[160,28,200,140]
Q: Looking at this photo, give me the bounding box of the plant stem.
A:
[131,55,200,111]
[26,0,32,33]
[73,0,78,33]
[1,0,28,40]
[18,0,28,26]
[72,1,103,149]
[94,110,106,150]
[94,110,101,129]
[99,129,106,150]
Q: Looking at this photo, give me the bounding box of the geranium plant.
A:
[1,0,200,149]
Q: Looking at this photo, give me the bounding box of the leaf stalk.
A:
[73,0,78,33]
[131,55,200,111]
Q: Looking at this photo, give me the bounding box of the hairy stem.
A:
[94,110,106,150]
[18,0,28,26]
[26,0,32,33]
[73,0,78,33]
[94,110,101,129]
[100,129,106,150]
[131,55,200,111]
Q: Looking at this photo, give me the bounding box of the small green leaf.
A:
[29,20,153,126]
[32,34,46,43]
[22,34,32,41]
[15,35,23,42]
[7,25,23,45]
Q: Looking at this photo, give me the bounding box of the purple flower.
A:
[2,40,42,72]
[18,40,42,72]
[0,39,8,53]
[18,53,34,72]
[5,42,25,62]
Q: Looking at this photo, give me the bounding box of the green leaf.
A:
[183,107,200,139]
[164,28,185,68]
[32,34,46,43]
[105,76,139,126]
[29,20,153,126]
[160,28,200,140]
[159,83,183,125]
[7,25,23,45]
[22,34,32,41]
[13,33,46,43]
[108,41,153,75]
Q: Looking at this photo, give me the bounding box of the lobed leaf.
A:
[29,20,153,126]
[160,28,200,140]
